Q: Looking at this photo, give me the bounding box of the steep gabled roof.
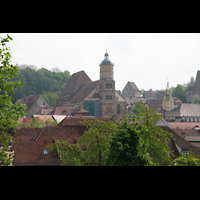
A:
[58,117,112,126]
[123,81,140,92]
[193,70,200,94]
[15,95,40,105]
[128,81,140,91]
[70,80,99,103]
[160,126,200,156]
[59,70,92,98]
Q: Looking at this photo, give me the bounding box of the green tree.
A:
[140,89,145,96]
[186,76,195,90]
[47,118,118,166]
[0,33,26,166]
[170,150,200,166]
[194,98,200,104]
[171,84,186,103]
[106,115,153,166]
[8,64,71,104]
[42,92,58,107]
[131,101,174,166]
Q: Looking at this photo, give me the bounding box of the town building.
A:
[57,51,127,119]
[11,117,113,166]
[144,81,200,122]
[15,94,49,117]
[162,81,174,111]
[186,70,200,103]
[122,81,140,98]
[10,122,200,165]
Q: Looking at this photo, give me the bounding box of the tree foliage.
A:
[106,115,153,166]
[47,118,118,166]
[194,98,200,104]
[133,101,174,165]
[21,117,58,128]
[170,150,200,166]
[0,33,26,166]
[171,84,186,103]
[46,101,200,166]
[8,65,71,106]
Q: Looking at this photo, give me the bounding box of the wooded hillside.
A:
[8,65,71,106]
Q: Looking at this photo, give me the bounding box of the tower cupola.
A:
[99,51,114,80]
[99,51,114,66]
[162,78,174,111]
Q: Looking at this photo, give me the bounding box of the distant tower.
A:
[162,79,174,111]
[99,51,115,118]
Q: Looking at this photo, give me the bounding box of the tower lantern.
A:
[162,78,174,111]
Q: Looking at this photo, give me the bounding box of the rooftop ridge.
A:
[160,126,200,154]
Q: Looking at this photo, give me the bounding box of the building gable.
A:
[59,70,92,98]
[194,70,200,94]
[70,80,99,103]
[115,90,125,102]
[160,126,200,157]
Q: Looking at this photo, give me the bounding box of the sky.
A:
[3,33,200,92]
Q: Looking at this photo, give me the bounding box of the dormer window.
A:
[43,149,48,155]
[181,149,190,156]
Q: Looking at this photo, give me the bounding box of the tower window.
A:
[106,95,112,100]
[106,83,112,88]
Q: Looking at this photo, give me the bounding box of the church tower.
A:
[99,51,115,118]
[162,79,174,111]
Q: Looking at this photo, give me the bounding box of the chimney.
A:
[78,107,81,111]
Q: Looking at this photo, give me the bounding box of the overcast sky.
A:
[4,33,200,92]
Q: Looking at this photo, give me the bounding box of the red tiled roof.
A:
[11,124,92,165]
[160,126,200,156]
[17,118,33,128]
[32,115,54,122]
[58,117,112,126]
[54,107,77,115]
[168,122,200,130]
[16,95,40,104]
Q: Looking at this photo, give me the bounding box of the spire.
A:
[99,51,114,66]
[104,50,109,60]
[167,78,169,90]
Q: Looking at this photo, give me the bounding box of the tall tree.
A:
[47,118,118,166]
[106,115,153,166]
[186,76,195,89]
[171,84,186,103]
[131,101,174,165]
[0,33,26,166]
